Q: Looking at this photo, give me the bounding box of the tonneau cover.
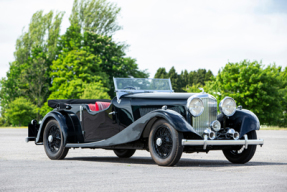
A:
[48,99,111,108]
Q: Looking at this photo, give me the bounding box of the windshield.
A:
[114,78,173,92]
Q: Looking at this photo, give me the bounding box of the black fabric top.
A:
[48,99,111,108]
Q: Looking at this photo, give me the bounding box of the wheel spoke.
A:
[153,126,173,159]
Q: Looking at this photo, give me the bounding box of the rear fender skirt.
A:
[36,111,69,144]
[66,109,200,148]
[217,109,260,138]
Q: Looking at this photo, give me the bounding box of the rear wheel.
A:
[148,119,183,166]
[223,130,257,164]
[113,149,136,158]
[43,119,69,160]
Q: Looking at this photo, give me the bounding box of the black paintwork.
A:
[217,109,260,138]
[31,92,260,150]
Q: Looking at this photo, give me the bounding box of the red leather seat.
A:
[88,104,97,111]
[88,102,110,111]
[95,102,110,111]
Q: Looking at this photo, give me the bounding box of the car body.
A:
[27,78,264,166]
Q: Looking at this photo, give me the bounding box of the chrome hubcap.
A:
[48,135,53,143]
[156,138,162,146]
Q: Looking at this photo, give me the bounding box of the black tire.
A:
[223,130,257,164]
[148,119,183,166]
[43,119,69,160]
[113,149,136,158]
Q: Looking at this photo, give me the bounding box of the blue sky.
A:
[0,0,286,79]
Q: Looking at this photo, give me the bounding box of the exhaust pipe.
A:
[227,129,240,140]
[203,128,216,140]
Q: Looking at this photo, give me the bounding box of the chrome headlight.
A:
[219,97,236,116]
[210,120,221,131]
[187,96,204,117]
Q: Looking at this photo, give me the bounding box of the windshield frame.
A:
[113,77,174,103]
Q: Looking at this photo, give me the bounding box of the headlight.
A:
[187,97,204,117]
[219,97,236,116]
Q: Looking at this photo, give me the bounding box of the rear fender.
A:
[36,111,69,144]
[217,109,260,138]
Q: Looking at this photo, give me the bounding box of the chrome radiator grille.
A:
[192,97,217,136]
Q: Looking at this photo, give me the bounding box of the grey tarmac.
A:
[0,129,287,192]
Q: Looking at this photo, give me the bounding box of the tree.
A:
[80,82,111,99]
[0,10,64,122]
[6,97,37,127]
[206,60,284,126]
[70,0,121,35]
[154,68,168,79]
[168,67,182,92]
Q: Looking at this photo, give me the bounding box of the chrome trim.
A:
[219,97,237,116]
[80,105,82,121]
[182,134,264,150]
[210,120,221,131]
[192,95,217,136]
[226,128,240,140]
[186,96,204,117]
[203,128,215,140]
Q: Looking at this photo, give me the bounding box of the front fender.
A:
[217,109,260,138]
[141,109,200,138]
[36,111,69,145]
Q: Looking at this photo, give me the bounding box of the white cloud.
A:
[0,0,286,79]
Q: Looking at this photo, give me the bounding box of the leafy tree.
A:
[70,0,121,35]
[154,68,168,79]
[80,82,111,99]
[184,83,202,93]
[6,97,37,127]
[0,10,64,122]
[206,60,284,126]
[167,67,182,92]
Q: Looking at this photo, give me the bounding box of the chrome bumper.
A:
[182,135,264,150]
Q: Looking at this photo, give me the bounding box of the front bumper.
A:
[182,134,264,150]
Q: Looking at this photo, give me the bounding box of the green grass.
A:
[260,126,287,130]
[0,127,27,129]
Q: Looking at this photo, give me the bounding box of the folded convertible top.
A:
[48,99,111,108]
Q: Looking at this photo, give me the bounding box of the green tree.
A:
[80,82,111,99]
[0,10,64,123]
[154,67,168,79]
[206,60,284,126]
[168,67,182,92]
[6,97,37,127]
[184,83,203,93]
[70,0,121,35]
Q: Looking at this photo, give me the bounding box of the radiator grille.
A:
[192,97,217,136]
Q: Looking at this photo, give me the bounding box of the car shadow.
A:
[64,156,287,167]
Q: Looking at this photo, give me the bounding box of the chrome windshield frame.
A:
[113,77,174,103]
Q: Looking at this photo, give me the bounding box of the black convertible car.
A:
[27,78,264,166]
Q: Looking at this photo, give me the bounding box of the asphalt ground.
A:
[0,129,286,192]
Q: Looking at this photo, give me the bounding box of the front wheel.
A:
[223,130,257,164]
[148,119,183,166]
[113,149,136,158]
[43,119,69,160]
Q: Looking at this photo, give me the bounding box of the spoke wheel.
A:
[223,130,257,164]
[43,120,69,160]
[153,126,173,159]
[148,119,183,166]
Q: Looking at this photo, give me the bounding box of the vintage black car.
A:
[27,78,264,166]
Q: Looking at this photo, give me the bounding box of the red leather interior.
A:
[96,102,110,111]
[88,104,97,111]
[88,102,110,111]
